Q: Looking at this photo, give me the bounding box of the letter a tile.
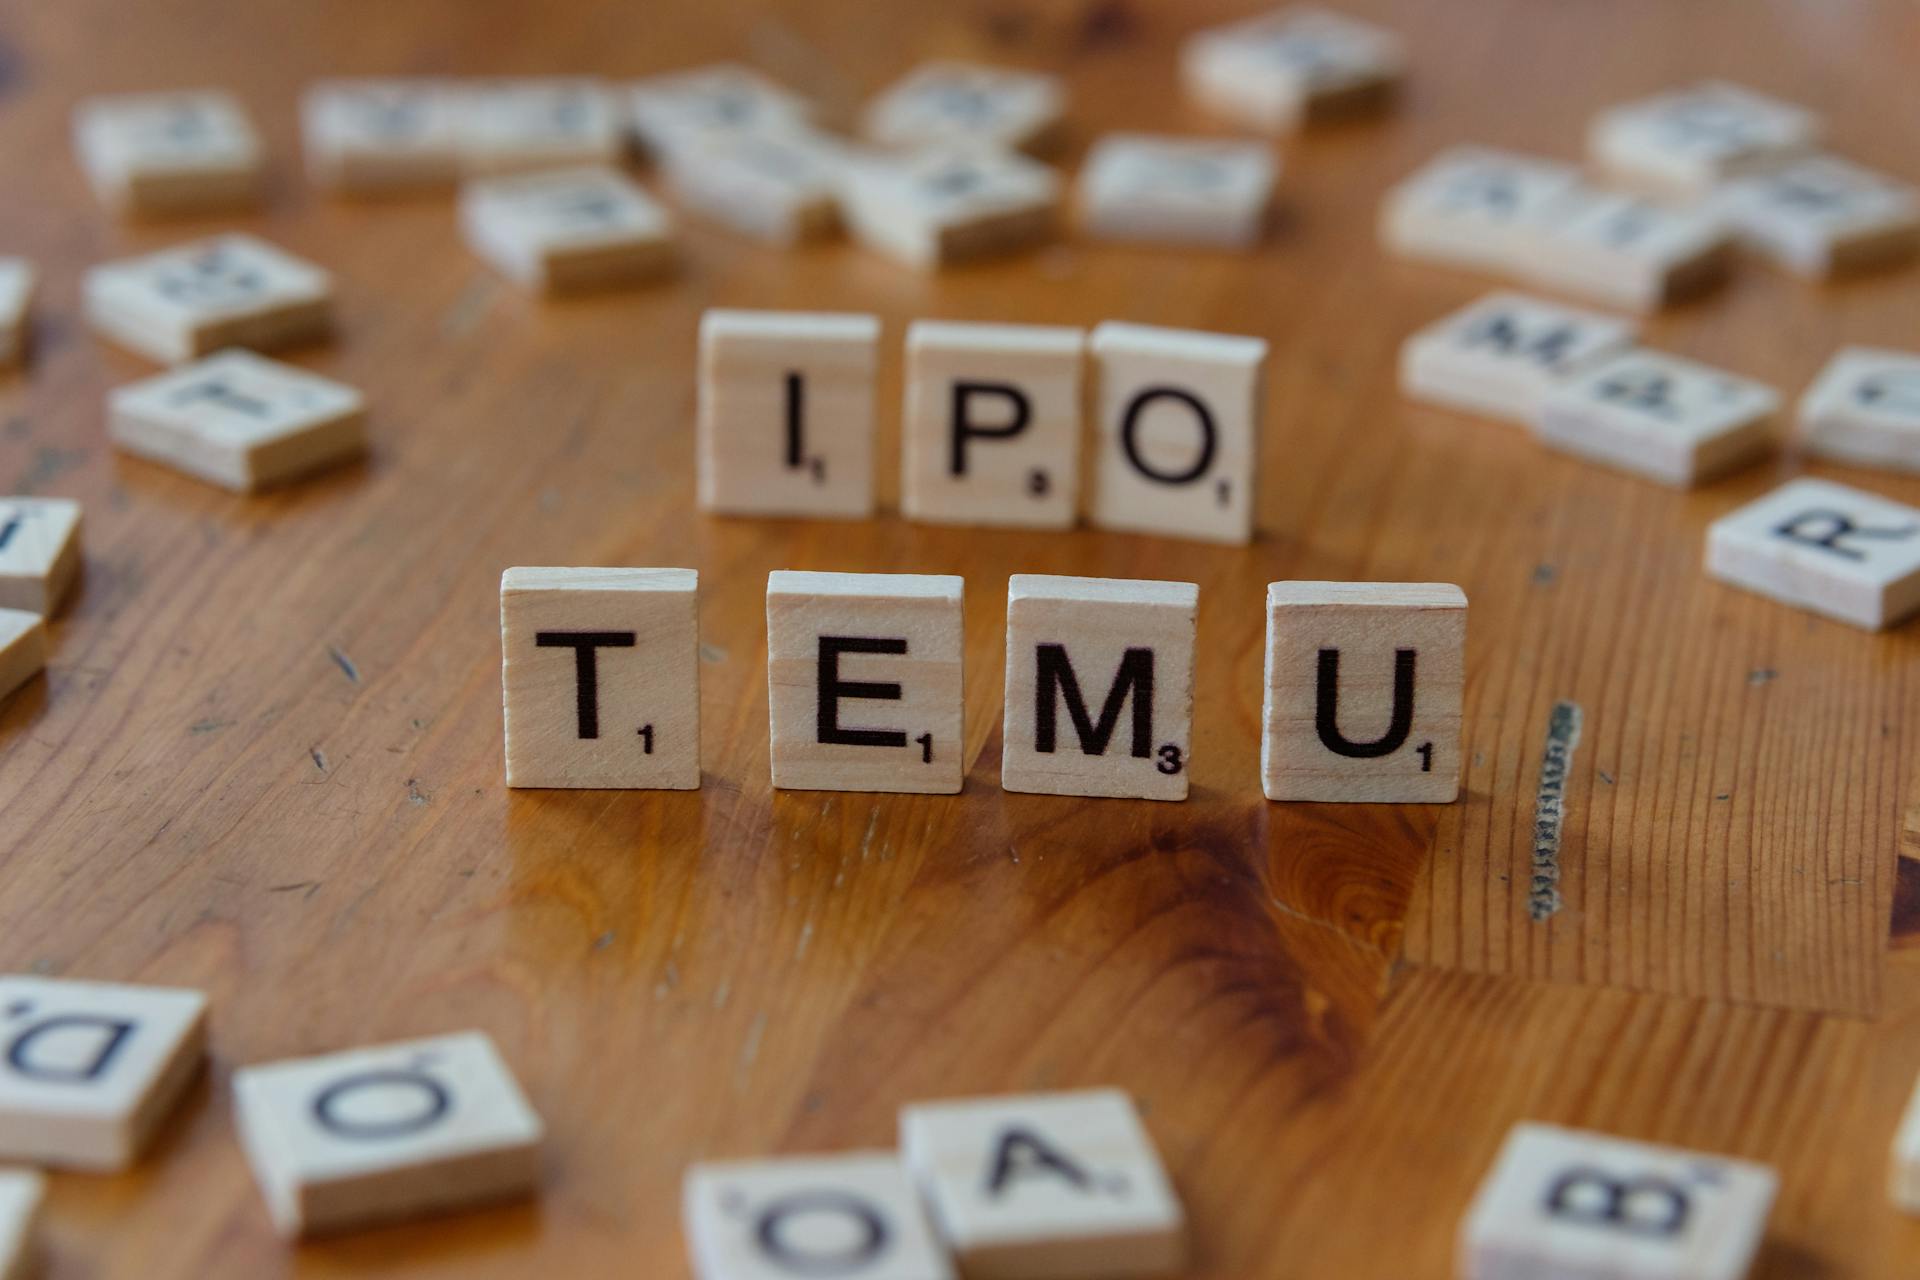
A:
[1261,582,1466,803]
[0,975,208,1170]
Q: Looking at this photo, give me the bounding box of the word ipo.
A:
[501,570,1468,804]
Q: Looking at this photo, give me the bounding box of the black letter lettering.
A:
[535,631,637,739]
[950,381,1031,477]
[754,1191,891,1269]
[5,1015,137,1083]
[817,636,908,748]
[311,1070,451,1140]
[986,1127,1095,1196]
[1034,645,1155,759]
[1120,387,1216,485]
[1773,508,1918,562]
[783,371,805,471]
[1315,648,1416,759]
[0,517,17,552]
[1543,1167,1690,1238]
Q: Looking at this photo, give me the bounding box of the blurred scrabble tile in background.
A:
[1089,322,1266,545]
[684,1151,954,1280]
[1712,154,1920,278]
[863,61,1065,155]
[84,234,334,365]
[1519,188,1735,311]
[842,145,1059,270]
[0,496,81,615]
[1181,7,1404,132]
[1536,349,1779,487]
[0,260,32,367]
[0,975,207,1170]
[1706,477,1920,631]
[0,610,45,705]
[629,63,816,163]
[1399,292,1637,426]
[1588,80,1819,201]
[108,351,366,492]
[901,1089,1187,1277]
[1077,133,1278,250]
[460,166,675,293]
[72,90,263,217]
[1460,1123,1775,1280]
[0,1169,43,1280]
[1894,1067,1920,1212]
[302,79,463,194]
[234,1030,543,1238]
[660,127,846,245]
[457,77,623,176]
[1799,346,1920,471]
[698,309,880,519]
[900,321,1083,529]
[1379,146,1581,274]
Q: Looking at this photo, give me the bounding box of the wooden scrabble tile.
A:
[629,63,815,163]
[900,321,1083,529]
[500,567,700,789]
[1076,133,1278,250]
[1181,7,1404,132]
[1398,292,1637,426]
[108,351,366,492]
[1589,81,1819,202]
[233,1030,542,1239]
[1519,188,1736,311]
[0,610,45,705]
[0,260,31,367]
[1460,1123,1776,1280]
[1799,346,1920,471]
[1379,146,1582,274]
[0,1169,43,1280]
[841,145,1059,270]
[684,1151,955,1280]
[1260,582,1465,803]
[862,62,1065,156]
[766,571,964,794]
[301,79,463,194]
[1535,350,1780,488]
[72,90,263,217]
[84,234,333,365]
[459,167,675,293]
[1001,576,1196,801]
[698,310,880,519]
[1712,154,1920,278]
[0,497,80,616]
[1705,477,1920,631]
[1893,1067,1920,1213]
[901,1089,1185,1278]
[0,975,207,1170]
[457,78,624,176]
[660,127,846,246]
[1088,322,1266,545]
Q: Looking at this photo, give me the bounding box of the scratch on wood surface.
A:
[327,645,360,683]
[1529,701,1584,922]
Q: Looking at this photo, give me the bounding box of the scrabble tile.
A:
[1001,577,1197,801]
[766,572,964,795]
[301,79,463,194]
[1260,582,1466,803]
[1535,350,1780,488]
[629,63,816,163]
[900,322,1083,529]
[1460,1123,1776,1280]
[1076,133,1278,250]
[1589,81,1819,202]
[660,127,846,246]
[0,260,31,367]
[72,90,263,216]
[1398,292,1637,426]
[1798,346,1920,471]
[1892,1066,1920,1212]
[841,146,1059,270]
[84,234,334,365]
[108,351,365,492]
[0,610,45,705]
[684,1151,954,1280]
[1379,146,1582,275]
[862,62,1065,156]
[1181,7,1404,132]
[457,78,624,176]
[0,975,207,1170]
[234,1030,542,1239]
[460,167,675,293]
[698,310,880,519]
[1519,188,1736,311]
[1088,322,1266,545]
[1712,154,1920,278]
[0,497,81,616]
[500,567,700,789]
[0,1169,43,1280]
[1705,477,1920,631]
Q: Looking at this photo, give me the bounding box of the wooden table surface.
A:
[3,0,1920,1274]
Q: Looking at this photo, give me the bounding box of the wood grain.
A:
[1,0,1919,1275]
